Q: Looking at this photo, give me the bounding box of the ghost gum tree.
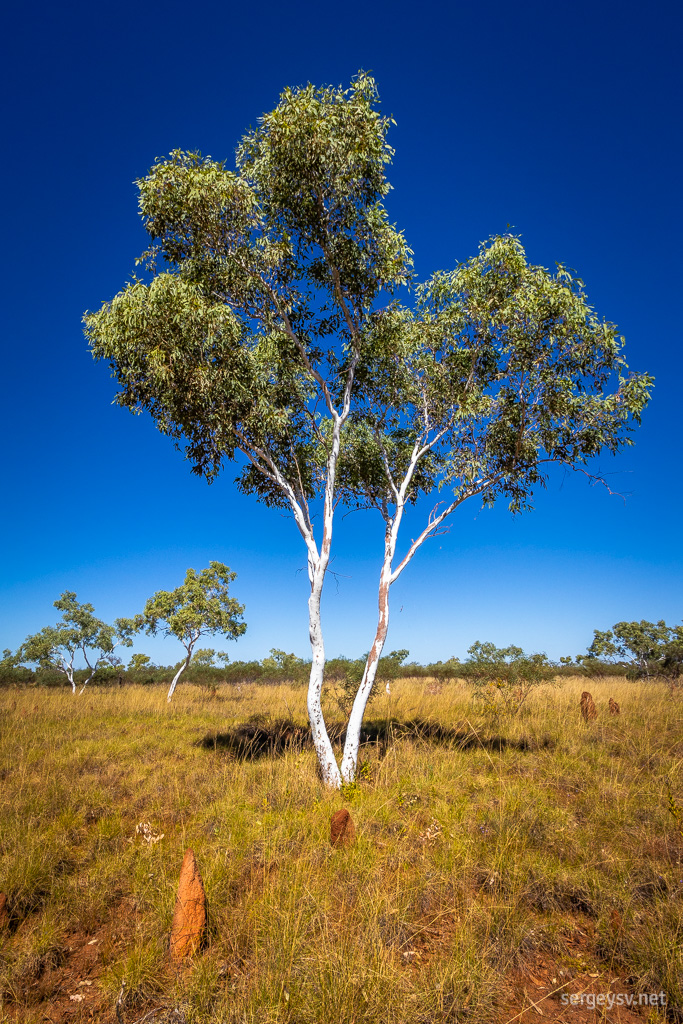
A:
[19,592,138,694]
[84,73,651,787]
[141,563,246,701]
[85,73,410,786]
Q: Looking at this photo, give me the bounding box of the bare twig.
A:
[115,980,126,1024]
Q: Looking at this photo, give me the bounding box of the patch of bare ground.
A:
[1,899,140,1021]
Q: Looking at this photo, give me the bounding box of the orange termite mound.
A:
[330,808,356,848]
[170,849,206,961]
[580,691,597,721]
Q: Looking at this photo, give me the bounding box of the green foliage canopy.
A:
[84,73,411,524]
[334,234,653,520]
[142,562,246,657]
[128,653,152,671]
[587,620,683,678]
[18,592,138,693]
[83,68,652,637]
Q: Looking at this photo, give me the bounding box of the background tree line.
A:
[3,619,680,691]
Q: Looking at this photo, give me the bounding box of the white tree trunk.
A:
[307,557,342,788]
[62,664,76,694]
[238,339,358,788]
[341,534,394,783]
[338,473,493,782]
[167,650,192,702]
[304,406,348,789]
[79,670,96,696]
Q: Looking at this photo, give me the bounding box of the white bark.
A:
[341,530,394,782]
[240,438,341,786]
[273,290,359,788]
[79,670,96,696]
[305,404,348,789]
[307,557,341,787]
[59,657,76,694]
[340,461,499,781]
[235,286,360,787]
[167,646,193,702]
[236,358,356,786]
[79,648,97,696]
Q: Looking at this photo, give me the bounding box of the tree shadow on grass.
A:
[198,718,314,759]
[198,716,555,762]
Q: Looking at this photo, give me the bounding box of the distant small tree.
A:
[19,592,138,694]
[192,648,218,668]
[128,653,152,671]
[587,620,679,679]
[141,562,246,701]
[377,649,410,681]
[260,648,305,679]
[1,649,18,670]
[661,626,683,682]
[0,649,20,684]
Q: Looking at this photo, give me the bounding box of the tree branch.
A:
[235,430,316,551]
[390,476,500,584]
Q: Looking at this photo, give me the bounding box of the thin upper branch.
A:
[390,476,501,584]
[235,430,316,546]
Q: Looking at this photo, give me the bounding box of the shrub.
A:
[465,641,555,718]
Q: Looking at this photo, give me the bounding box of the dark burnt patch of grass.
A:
[200,715,556,762]
[199,718,316,759]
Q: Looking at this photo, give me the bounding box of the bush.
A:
[464,641,555,718]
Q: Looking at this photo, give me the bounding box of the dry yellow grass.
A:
[0,676,681,1022]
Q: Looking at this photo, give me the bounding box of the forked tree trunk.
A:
[339,477,490,782]
[167,650,192,702]
[302,400,351,789]
[61,664,77,694]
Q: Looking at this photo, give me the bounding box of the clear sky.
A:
[1,0,681,668]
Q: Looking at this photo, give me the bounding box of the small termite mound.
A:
[580,691,597,721]
[170,849,206,961]
[330,808,356,848]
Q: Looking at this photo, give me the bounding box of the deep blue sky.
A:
[2,0,681,667]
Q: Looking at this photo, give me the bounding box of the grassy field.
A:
[0,677,681,1023]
